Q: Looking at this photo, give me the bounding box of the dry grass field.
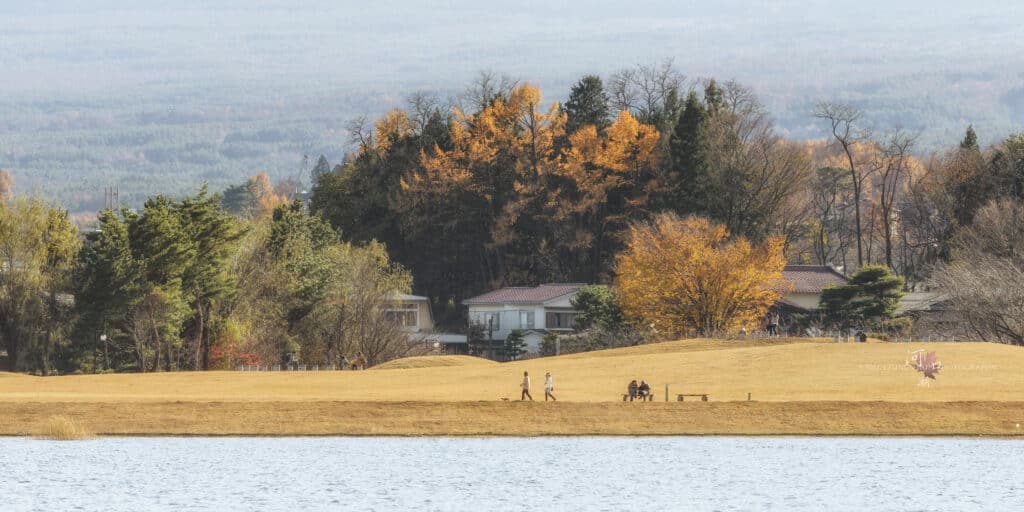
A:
[2,338,1023,436]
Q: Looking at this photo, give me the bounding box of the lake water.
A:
[1,437,1020,511]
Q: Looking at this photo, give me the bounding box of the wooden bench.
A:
[677,394,708,402]
[622,393,655,402]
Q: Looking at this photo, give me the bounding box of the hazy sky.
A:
[3,0,1021,97]
[2,0,1023,208]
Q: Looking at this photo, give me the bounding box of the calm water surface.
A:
[1,437,1021,511]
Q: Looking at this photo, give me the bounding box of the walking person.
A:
[520,371,534,401]
[544,372,556,401]
[766,312,779,337]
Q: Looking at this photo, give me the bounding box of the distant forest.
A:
[2,0,1023,214]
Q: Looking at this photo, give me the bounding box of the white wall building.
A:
[387,294,467,353]
[462,283,586,355]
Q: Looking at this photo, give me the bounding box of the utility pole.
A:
[103,186,120,210]
[487,317,495,360]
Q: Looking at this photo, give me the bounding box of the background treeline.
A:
[307,69,1024,333]
[1,186,420,374]
[5,67,1024,373]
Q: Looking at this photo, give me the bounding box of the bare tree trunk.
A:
[866,203,876,265]
[2,319,21,371]
[43,329,52,376]
[194,302,206,370]
[815,103,867,268]
[883,210,894,269]
[152,317,162,372]
[851,175,863,267]
[165,341,173,372]
[876,130,915,273]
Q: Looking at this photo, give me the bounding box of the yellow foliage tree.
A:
[551,110,661,279]
[374,110,415,157]
[0,170,13,202]
[250,173,288,218]
[397,85,662,288]
[402,83,567,284]
[615,214,786,337]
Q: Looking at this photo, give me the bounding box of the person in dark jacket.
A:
[638,380,651,401]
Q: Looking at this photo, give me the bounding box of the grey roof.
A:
[897,292,948,314]
[781,265,848,293]
[463,284,586,305]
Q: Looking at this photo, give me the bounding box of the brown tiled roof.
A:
[781,265,847,293]
[463,284,586,305]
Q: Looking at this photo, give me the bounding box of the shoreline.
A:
[3,401,1023,438]
[6,434,1024,439]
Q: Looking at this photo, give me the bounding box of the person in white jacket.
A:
[544,372,556,401]
[520,371,533,401]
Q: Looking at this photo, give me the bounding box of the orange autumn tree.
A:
[549,110,661,281]
[397,84,664,292]
[402,83,567,286]
[251,173,289,218]
[0,170,13,201]
[615,214,786,337]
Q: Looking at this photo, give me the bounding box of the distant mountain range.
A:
[2,0,1022,213]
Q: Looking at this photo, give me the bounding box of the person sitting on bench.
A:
[638,380,651,401]
[627,379,639,401]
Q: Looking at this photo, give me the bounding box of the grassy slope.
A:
[1,339,1021,403]
[2,339,1023,436]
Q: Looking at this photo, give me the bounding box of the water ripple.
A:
[0,437,1021,511]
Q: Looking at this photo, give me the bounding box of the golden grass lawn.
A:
[2,338,1023,436]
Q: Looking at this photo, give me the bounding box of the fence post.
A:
[665,384,669,402]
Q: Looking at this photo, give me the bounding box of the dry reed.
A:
[36,415,92,440]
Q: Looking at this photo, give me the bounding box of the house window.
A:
[476,312,500,331]
[546,312,577,330]
[386,303,418,328]
[519,311,534,329]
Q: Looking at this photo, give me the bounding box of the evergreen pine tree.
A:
[703,79,725,114]
[503,329,527,361]
[564,75,610,134]
[819,265,905,330]
[74,209,144,370]
[664,91,710,214]
[661,86,682,130]
[178,186,246,369]
[310,155,331,182]
[269,200,338,327]
[960,125,979,151]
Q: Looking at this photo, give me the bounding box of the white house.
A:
[462,283,586,355]
[386,294,467,354]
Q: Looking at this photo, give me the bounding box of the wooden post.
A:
[664,384,669,402]
[747,392,751,401]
